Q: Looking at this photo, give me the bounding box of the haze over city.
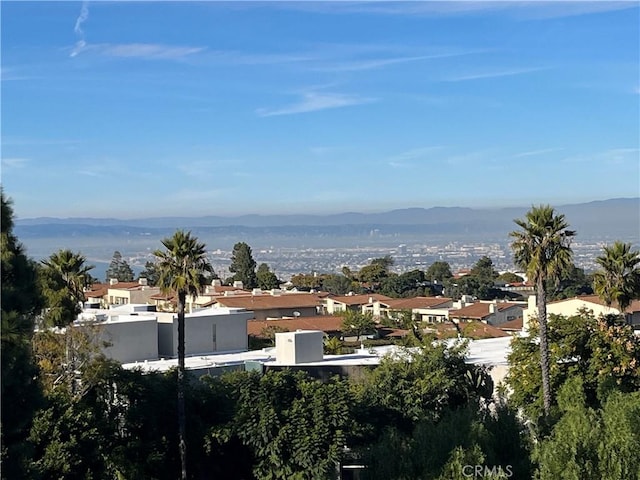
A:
[2,1,639,220]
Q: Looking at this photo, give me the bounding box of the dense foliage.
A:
[1,191,44,477]
[105,250,134,282]
[228,241,258,288]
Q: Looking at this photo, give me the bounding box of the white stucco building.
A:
[157,307,254,358]
[76,304,253,364]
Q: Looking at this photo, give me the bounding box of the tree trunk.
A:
[177,292,187,480]
[536,278,552,417]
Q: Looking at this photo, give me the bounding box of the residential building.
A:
[204,291,323,320]
[74,303,252,364]
[157,307,253,358]
[248,316,344,339]
[449,301,525,327]
[366,296,454,322]
[323,293,392,315]
[105,278,161,306]
[523,294,640,331]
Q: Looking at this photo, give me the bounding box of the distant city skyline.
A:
[2,1,639,219]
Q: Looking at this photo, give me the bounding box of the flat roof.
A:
[122,336,513,373]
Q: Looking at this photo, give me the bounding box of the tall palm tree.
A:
[510,205,575,417]
[593,241,640,317]
[154,230,212,480]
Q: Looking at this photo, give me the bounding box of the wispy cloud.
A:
[1,158,29,169]
[70,1,89,57]
[76,43,206,60]
[313,51,481,72]
[0,67,36,82]
[444,67,547,82]
[443,150,493,166]
[277,1,637,20]
[387,146,446,168]
[513,148,561,158]
[561,148,640,165]
[77,169,104,177]
[257,91,375,117]
[68,2,204,61]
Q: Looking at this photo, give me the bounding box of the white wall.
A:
[275,330,324,364]
[159,308,253,358]
[99,315,158,363]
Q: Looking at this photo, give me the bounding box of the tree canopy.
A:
[592,241,640,313]
[39,250,94,328]
[425,261,453,283]
[105,250,134,282]
[510,204,575,418]
[228,242,258,289]
[256,263,280,290]
[1,190,44,477]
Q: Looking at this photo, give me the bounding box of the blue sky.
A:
[2,1,639,219]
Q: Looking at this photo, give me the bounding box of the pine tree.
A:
[1,190,44,477]
[105,250,134,282]
[228,242,257,288]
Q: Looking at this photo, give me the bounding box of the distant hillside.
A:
[14,198,640,241]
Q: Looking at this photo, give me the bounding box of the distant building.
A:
[323,294,392,315]
[86,278,162,306]
[366,296,454,322]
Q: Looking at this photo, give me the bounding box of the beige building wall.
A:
[107,286,160,305]
[523,295,618,332]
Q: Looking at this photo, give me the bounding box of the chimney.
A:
[212,279,222,287]
[233,280,244,289]
[489,303,497,314]
[138,278,148,286]
[109,278,118,286]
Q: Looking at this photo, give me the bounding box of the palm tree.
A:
[41,249,94,324]
[154,230,212,480]
[593,241,640,317]
[41,249,94,302]
[510,205,575,417]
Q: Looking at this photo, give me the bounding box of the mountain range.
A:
[14,198,640,243]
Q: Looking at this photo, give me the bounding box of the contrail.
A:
[70,1,89,57]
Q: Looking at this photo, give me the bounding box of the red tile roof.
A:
[328,293,392,306]
[248,316,343,337]
[449,302,522,320]
[435,320,510,339]
[206,293,323,310]
[499,317,523,331]
[84,283,109,300]
[381,296,453,310]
